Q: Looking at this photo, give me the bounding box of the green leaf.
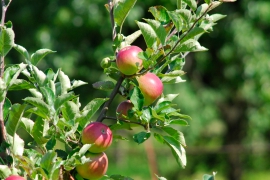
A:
[161,75,186,84]
[124,30,142,46]
[149,6,170,24]
[155,175,168,180]
[62,101,80,121]
[0,27,15,56]
[176,9,192,26]
[204,0,211,4]
[92,81,115,91]
[20,117,34,136]
[40,151,57,175]
[32,65,46,86]
[58,70,71,95]
[8,79,35,91]
[23,97,51,118]
[31,117,50,145]
[3,98,11,121]
[133,132,151,144]
[46,136,56,150]
[156,94,179,105]
[174,39,208,52]
[129,86,144,111]
[3,63,27,88]
[31,49,56,65]
[203,173,216,180]
[54,92,76,111]
[114,0,137,31]
[6,133,24,156]
[163,135,186,167]
[40,87,55,107]
[170,119,189,126]
[144,19,167,45]
[78,98,108,128]
[162,126,186,146]
[196,4,209,17]
[167,11,183,32]
[183,0,197,11]
[141,107,152,123]
[6,104,27,136]
[211,14,227,22]
[0,78,6,102]
[0,165,12,178]
[70,80,88,90]
[180,27,206,43]
[13,44,30,63]
[78,144,92,156]
[136,21,157,48]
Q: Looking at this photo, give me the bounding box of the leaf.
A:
[167,11,183,32]
[13,44,30,63]
[78,144,92,156]
[0,27,15,56]
[211,14,227,22]
[196,4,209,17]
[92,81,115,91]
[70,80,88,90]
[61,101,80,121]
[0,78,6,102]
[8,79,35,91]
[114,0,137,30]
[155,174,167,180]
[136,21,157,48]
[176,9,192,26]
[129,86,144,111]
[32,65,46,86]
[23,97,51,118]
[180,27,206,43]
[46,136,56,150]
[183,0,197,11]
[31,117,50,145]
[78,98,108,128]
[144,19,167,45]
[133,132,151,144]
[54,92,76,111]
[123,30,142,46]
[174,39,208,52]
[0,165,12,178]
[41,87,55,107]
[162,126,186,147]
[40,151,57,175]
[149,6,170,24]
[58,70,71,95]
[204,0,211,4]
[31,49,56,65]
[3,98,11,121]
[3,63,27,88]
[156,94,179,105]
[6,104,27,136]
[20,117,34,136]
[6,133,24,156]
[169,119,189,126]
[161,75,186,84]
[203,173,216,180]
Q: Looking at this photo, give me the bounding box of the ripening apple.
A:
[116,45,143,75]
[137,72,163,106]
[116,100,134,120]
[5,175,25,180]
[81,122,112,153]
[76,152,108,180]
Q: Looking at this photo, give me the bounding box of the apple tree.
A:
[0,0,235,179]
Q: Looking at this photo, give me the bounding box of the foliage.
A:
[0,0,236,179]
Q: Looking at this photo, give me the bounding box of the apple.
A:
[5,175,25,180]
[116,45,143,75]
[76,152,108,180]
[116,100,134,120]
[137,72,163,106]
[81,122,112,153]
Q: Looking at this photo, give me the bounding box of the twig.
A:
[108,0,117,41]
[96,75,125,122]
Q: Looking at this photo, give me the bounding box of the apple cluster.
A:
[116,46,164,123]
[76,122,113,179]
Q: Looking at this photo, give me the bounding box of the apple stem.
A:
[96,75,125,122]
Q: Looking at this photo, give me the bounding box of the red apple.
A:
[81,122,112,153]
[5,175,25,180]
[116,45,143,75]
[76,152,108,180]
[116,100,134,120]
[137,72,163,106]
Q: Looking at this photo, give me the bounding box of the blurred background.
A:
[5,0,270,180]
